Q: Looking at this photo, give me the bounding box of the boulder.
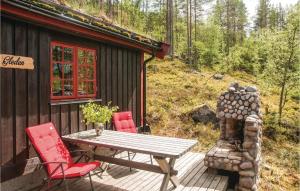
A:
[189,105,219,127]
[245,86,257,92]
[213,73,224,80]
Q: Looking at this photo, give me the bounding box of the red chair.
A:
[26,122,100,191]
[112,111,138,133]
[112,111,153,167]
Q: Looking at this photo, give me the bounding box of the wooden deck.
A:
[50,152,228,191]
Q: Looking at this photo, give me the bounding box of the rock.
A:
[230,82,239,88]
[228,155,242,160]
[225,113,232,118]
[242,110,248,115]
[243,152,254,161]
[238,100,243,105]
[189,105,218,125]
[239,106,245,110]
[213,73,224,80]
[232,160,242,164]
[225,94,230,99]
[224,158,230,163]
[239,170,255,177]
[251,184,258,191]
[232,113,237,118]
[244,101,249,106]
[251,103,257,110]
[245,94,251,100]
[225,162,233,170]
[228,87,236,92]
[238,115,243,120]
[243,141,254,149]
[245,131,257,137]
[204,161,209,166]
[220,96,225,100]
[218,111,225,117]
[233,165,239,171]
[239,177,254,188]
[249,97,255,102]
[246,86,257,92]
[240,162,253,169]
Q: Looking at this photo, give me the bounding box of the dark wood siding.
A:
[0,17,143,182]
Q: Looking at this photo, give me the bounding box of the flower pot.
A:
[95,123,104,136]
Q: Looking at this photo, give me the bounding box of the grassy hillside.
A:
[146,59,299,191]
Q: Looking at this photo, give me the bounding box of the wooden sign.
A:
[0,54,34,70]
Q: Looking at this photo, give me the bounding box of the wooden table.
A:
[62,130,197,191]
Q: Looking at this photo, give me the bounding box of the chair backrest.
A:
[112,111,137,133]
[25,122,73,175]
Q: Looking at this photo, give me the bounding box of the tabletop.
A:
[62,130,198,159]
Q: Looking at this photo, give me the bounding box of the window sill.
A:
[49,99,102,106]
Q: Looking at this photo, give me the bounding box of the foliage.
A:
[80,101,118,126]
[262,4,300,123]
[221,38,260,74]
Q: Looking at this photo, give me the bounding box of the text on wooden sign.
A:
[0,54,34,70]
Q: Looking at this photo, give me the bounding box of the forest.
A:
[61,0,299,189]
[64,0,300,128]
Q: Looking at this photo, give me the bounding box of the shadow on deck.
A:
[46,152,228,191]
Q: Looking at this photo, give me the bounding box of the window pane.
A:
[78,81,95,96]
[53,63,63,79]
[52,46,62,61]
[78,81,86,96]
[64,47,73,62]
[52,79,62,96]
[87,51,94,65]
[78,67,86,80]
[86,67,94,79]
[87,82,95,94]
[78,49,86,65]
[63,64,73,79]
[63,80,73,96]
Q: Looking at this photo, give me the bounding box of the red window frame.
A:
[50,41,97,100]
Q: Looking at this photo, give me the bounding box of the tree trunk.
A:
[166,0,174,58]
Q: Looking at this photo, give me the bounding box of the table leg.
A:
[155,157,179,191]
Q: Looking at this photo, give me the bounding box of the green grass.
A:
[147,58,300,191]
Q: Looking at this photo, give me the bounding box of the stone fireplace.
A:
[204,83,262,191]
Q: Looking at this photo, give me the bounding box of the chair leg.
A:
[89,172,94,191]
[64,177,69,191]
[47,178,52,191]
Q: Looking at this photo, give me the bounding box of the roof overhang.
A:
[1,0,170,59]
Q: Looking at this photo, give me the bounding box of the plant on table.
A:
[80,101,118,135]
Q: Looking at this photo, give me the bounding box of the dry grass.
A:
[146,58,300,191]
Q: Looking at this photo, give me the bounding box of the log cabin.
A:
[0,0,169,184]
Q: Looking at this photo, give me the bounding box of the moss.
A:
[147,58,300,191]
[24,0,160,46]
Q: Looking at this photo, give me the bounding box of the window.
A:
[50,42,96,100]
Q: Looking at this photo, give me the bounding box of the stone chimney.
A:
[204,83,262,191]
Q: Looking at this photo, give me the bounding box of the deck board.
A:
[48,152,228,191]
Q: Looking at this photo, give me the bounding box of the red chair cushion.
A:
[51,161,100,179]
[26,123,73,175]
[113,111,137,133]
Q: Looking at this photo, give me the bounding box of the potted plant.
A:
[80,101,118,136]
